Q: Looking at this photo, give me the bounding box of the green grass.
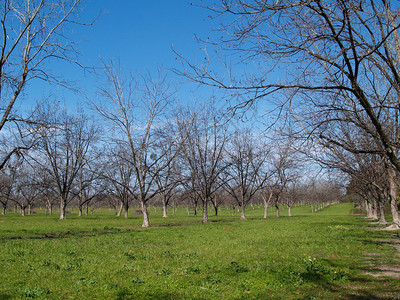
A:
[0,204,399,299]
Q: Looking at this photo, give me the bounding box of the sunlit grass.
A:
[0,203,399,299]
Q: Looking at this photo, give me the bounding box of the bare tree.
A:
[269,140,299,217]
[30,102,98,219]
[222,129,269,220]
[0,0,91,168]
[94,61,179,227]
[177,102,228,223]
[177,1,400,223]
[12,163,43,216]
[101,146,137,219]
[0,158,19,214]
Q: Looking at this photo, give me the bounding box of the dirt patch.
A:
[365,264,400,278]
[364,234,400,279]
[364,253,380,257]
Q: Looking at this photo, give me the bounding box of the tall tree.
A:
[94,61,179,227]
[177,102,228,223]
[30,103,98,219]
[222,129,269,220]
[178,0,400,171]
[0,0,90,168]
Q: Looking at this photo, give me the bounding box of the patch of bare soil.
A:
[365,264,400,278]
[364,234,400,279]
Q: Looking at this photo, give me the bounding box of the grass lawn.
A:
[0,203,399,299]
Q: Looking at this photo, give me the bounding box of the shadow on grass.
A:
[0,294,12,299]
[325,275,400,300]
[0,227,142,241]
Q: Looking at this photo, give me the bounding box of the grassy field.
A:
[0,204,399,299]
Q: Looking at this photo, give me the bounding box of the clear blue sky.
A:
[79,0,213,70]
[25,0,218,110]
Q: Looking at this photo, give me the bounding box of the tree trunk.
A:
[263,191,273,219]
[28,204,32,215]
[276,204,280,217]
[372,199,378,220]
[116,202,123,217]
[202,200,208,223]
[86,203,89,215]
[288,205,292,217]
[78,205,83,217]
[214,205,218,216]
[142,201,150,227]
[264,204,268,218]
[240,205,246,220]
[60,196,67,220]
[21,206,25,216]
[378,199,387,225]
[387,165,400,229]
[366,201,373,218]
[193,201,197,217]
[2,203,6,215]
[124,201,129,219]
[162,203,168,218]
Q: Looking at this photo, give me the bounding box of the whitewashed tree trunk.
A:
[142,201,150,227]
[116,202,123,217]
[372,199,378,220]
[378,200,387,225]
[264,204,268,218]
[387,166,400,229]
[240,205,246,220]
[202,200,208,223]
[162,204,168,218]
[60,196,67,220]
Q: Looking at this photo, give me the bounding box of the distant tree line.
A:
[0,79,344,226]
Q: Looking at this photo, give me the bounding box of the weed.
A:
[156,268,172,275]
[302,257,348,282]
[183,266,201,274]
[20,287,50,298]
[229,261,249,273]
[161,250,179,258]
[115,287,133,299]
[204,274,222,286]
[75,278,96,285]
[123,264,136,271]
[41,260,52,267]
[25,264,34,273]
[124,252,136,260]
[131,277,145,284]
[66,250,76,255]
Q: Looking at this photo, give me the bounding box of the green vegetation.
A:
[0,204,399,299]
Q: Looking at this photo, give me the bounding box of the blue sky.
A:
[24,1,219,110]
[79,0,213,70]
[21,0,222,109]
